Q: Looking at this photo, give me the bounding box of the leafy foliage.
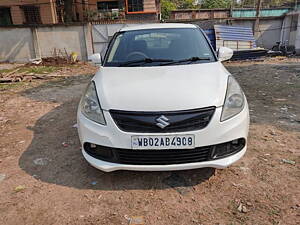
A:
[201,0,232,9]
[161,0,177,19]
[161,0,199,19]
[176,0,198,9]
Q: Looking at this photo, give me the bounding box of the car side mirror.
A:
[88,53,102,65]
[217,47,233,62]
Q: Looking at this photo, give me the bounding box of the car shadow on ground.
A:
[18,77,215,191]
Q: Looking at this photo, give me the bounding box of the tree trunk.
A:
[64,0,73,23]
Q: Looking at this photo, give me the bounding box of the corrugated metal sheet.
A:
[204,29,216,50]
[232,8,290,18]
[214,25,256,50]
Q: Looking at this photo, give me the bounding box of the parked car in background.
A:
[77,23,249,172]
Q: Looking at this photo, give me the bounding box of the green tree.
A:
[201,0,232,8]
[161,0,177,19]
[161,0,200,19]
[176,0,198,9]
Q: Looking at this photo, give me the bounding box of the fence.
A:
[170,8,294,21]
[170,9,230,20]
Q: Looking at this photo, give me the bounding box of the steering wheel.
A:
[126,51,148,61]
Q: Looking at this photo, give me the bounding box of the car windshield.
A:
[104,28,216,67]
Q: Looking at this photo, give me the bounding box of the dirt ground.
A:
[0,58,299,225]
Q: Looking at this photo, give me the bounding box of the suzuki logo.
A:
[156,115,170,129]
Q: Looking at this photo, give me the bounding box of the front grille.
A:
[110,107,216,133]
[116,148,211,165]
[83,138,246,165]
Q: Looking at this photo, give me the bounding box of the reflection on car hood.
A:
[93,62,230,111]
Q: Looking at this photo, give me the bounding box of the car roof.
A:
[120,23,198,32]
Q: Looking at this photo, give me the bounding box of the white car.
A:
[77,23,249,172]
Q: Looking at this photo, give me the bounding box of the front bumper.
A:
[82,146,247,172]
[77,103,249,172]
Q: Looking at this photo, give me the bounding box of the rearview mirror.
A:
[217,47,233,62]
[88,53,102,65]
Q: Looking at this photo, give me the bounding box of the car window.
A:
[134,32,180,49]
[108,34,122,62]
[104,28,216,67]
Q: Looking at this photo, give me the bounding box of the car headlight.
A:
[221,76,245,121]
[80,81,106,125]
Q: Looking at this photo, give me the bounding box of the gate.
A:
[92,24,140,56]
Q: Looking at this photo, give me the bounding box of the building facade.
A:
[0,0,58,25]
[0,0,160,26]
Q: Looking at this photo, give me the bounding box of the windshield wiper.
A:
[119,58,173,67]
[159,56,211,66]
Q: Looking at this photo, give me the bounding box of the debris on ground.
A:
[14,185,26,192]
[232,182,243,187]
[128,216,145,225]
[0,54,97,84]
[281,159,296,165]
[36,57,72,66]
[70,52,78,63]
[33,48,78,66]
[269,130,276,136]
[0,174,6,183]
[30,48,77,66]
[33,158,49,166]
[0,65,56,83]
[239,166,250,173]
[62,142,69,147]
[246,202,253,206]
[237,203,249,213]
[29,58,42,65]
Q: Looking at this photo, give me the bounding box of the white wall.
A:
[0,24,93,62]
[295,14,300,54]
[231,18,283,49]
[281,11,300,55]
[257,19,283,49]
[0,27,35,62]
[37,25,92,60]
[281,15,292,44]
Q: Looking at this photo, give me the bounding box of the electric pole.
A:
[253,0,262,39]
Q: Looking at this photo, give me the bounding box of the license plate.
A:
[131,135,195,150]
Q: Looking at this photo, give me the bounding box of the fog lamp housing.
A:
[84,143,114,160]
[211,138,246,159]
